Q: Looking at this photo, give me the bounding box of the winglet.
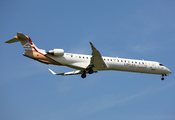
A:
[90,42,96,50]
[48,68,56,75]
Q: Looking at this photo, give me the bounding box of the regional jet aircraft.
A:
[5,33,172,80]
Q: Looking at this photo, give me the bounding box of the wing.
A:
[49,69,82,76]
[48,42,105,76]
[48,68,97,76]
[87,42,107,70]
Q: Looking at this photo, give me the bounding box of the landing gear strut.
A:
[161,74,164,81]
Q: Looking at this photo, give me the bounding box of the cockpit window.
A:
[159,64,164,66]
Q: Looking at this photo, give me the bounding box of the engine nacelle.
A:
[47,49,64,56]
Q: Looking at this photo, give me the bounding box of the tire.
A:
[81,73,86,78]
[88,69,94,74]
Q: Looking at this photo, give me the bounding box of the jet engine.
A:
[47,49,64,56]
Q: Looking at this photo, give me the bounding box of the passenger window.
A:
[121,60,123,62]
[79,56,81,58]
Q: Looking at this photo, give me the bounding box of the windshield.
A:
[159,63,164,66]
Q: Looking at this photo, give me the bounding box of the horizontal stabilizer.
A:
[5,32,28,43]
[5,38,19,43]
[48,69,82,76]
[17,32,28,40]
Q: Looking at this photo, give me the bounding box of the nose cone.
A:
[166,68,172,74]
[169,69,172,74]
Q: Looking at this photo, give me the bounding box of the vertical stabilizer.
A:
[17,32,40,54]
[5,33,61,65]
[5,32,46,55]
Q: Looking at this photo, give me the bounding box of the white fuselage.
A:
[47,53,171,75]
[6,33,172,79]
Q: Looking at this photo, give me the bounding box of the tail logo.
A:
[23,42,34,50]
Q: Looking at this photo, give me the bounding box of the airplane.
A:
[5,32,172,80]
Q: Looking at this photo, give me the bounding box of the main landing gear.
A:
[88,68,94,74]
[81,72,87,78]
[81,68,94,78]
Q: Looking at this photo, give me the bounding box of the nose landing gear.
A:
[161,74,164,81]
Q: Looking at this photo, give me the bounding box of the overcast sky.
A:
[1,0,175,120]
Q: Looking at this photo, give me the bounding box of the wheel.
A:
[81,73,86,78]
[161,78,164,80]
[88,68,94,74]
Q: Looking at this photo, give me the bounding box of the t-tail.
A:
[5,32,61,65]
